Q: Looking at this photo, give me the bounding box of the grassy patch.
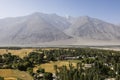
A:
[0,69,33,80]
[0,49,35,58]
[34,60,79,73]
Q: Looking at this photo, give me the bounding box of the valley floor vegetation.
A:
[0,47,120,80]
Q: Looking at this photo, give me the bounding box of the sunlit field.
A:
[34,60,79,73]
[0,49,35,58]
[0,69,33,80]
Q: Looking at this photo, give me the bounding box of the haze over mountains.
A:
[0,12,120,46]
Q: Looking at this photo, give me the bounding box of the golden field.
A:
[0,49,35,58]
[0,69,33,80]
[34,60,79,73]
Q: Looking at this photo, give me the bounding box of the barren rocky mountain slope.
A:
[0,12,120,45]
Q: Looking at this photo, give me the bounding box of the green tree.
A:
[0,76,4,80]
[27,67,33,75]
[43,72,53,80]
[36,68,45,73]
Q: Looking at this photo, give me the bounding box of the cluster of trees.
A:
[1,48,120,80]
[54,61,120,80]
[0,51,53,80]
[41,48,120,63]
[0,52,44,71]
[33,68,53,80]
[40,48,120,80]
[0,47,22,50]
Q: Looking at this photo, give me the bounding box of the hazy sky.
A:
[0,0,120,23]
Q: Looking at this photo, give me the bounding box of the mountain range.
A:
[0,12,120,46]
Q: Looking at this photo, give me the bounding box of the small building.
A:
[38,73,44,78]
[59,55,79,60]
[84,64,93,68]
